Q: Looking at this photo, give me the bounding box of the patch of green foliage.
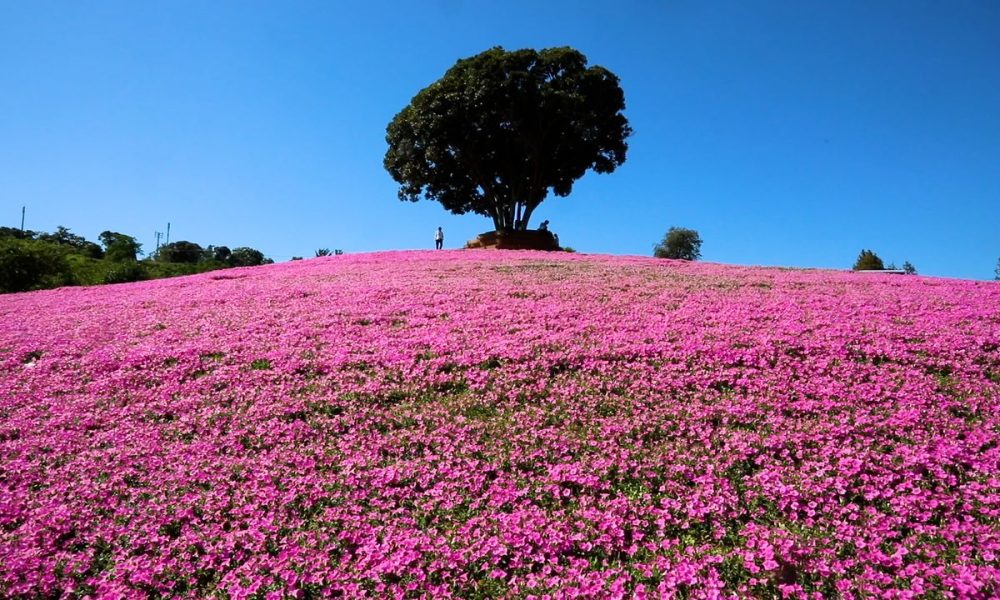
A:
[0,225,271,294]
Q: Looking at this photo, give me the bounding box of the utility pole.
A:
[20,206,25,233]
[154,231,163,253]
[166,222,170,245]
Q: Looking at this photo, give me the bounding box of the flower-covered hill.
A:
[1,251,999,599]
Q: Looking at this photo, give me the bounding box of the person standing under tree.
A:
[434,227,444,250]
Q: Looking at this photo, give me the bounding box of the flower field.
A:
[1,250,999,599]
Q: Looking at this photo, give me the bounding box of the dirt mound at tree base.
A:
[465,230,561,251]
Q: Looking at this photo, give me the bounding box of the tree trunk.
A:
[521,203,537,230]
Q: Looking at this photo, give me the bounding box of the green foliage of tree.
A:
[654,227,702,261]
[78,242,104,259]
[157,240,205,263]
[0,238,73,293]
[315,248,332,257]
[385,46,631,231]
[103,262,149,284]
[0,227,37,240]
[902,261,917,275]
[228,247,267,267]
[210,245,231,263]
[144,261,221,279]
[0,225,274,293]
[853,249,885,271]
[99,231,142,262]
[38,226,104,259]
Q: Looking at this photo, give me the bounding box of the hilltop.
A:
[1,251,998,598]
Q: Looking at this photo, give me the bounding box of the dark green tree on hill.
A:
[853,249,885,271]
[99,231,142,262]
[0,227,36,240]
[654,227,702,261]
[228,247,267,267]
[0,238,72,292]
[384,46,631,232]
[157,241,204,263]
[902,261,917,275]
[39,226,103,259]
[210,246,231,263]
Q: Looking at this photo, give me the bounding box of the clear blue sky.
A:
[2,1,998,279]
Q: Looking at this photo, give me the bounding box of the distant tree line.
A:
[0,226,272,294]
[648,232,933,277]
[852,249,917,274]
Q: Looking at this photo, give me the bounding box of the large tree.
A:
[99,231,142,263]
[853,249,885,271]
[654,227,702,261]
[157,240,204,264]
[384,46,631,232]
[38,226,104,259]
[0,238,72,293]
[228,247,268,267]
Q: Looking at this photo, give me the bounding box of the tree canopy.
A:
[654,227,702,261]
[210,246,232,263]
[39,226,104,259]
[229,247,268,267]
[157,241,205,264]
[853,249,885,271]
[0,225,273,294]
[99,231,142,263]
[0,238,71,293]
[384,46,631,232]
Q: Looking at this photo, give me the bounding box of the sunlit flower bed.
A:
[2,251,999,598]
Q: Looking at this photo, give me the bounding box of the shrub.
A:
[0,238,72,293]
[103,262,149,284]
